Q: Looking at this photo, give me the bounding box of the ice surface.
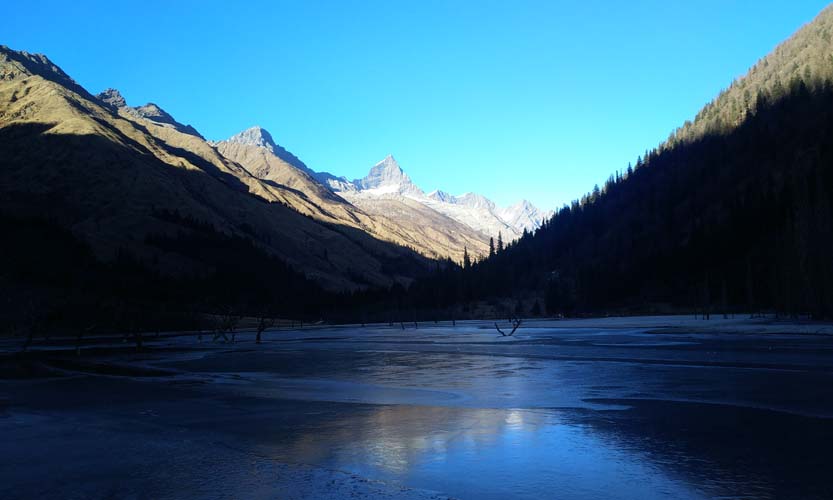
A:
[2,316,833,499]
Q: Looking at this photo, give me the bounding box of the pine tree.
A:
[497,232,504,252]
[489,237,495,258]
[463,246,471,269]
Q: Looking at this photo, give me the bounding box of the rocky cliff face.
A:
[94,88,203,138]
[354,155,423,197]
[97,88,126,109]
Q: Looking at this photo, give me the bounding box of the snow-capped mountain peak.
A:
[497,200,554,234]
[455,192,496,211]
[427,190,455,203]
[226,126,279,153]
[354,155,423,196]
[321,155,550,241]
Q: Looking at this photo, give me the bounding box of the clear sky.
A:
[6,0,831,210]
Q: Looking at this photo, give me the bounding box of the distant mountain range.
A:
[0,46,438,292]
[312,154,552,241]
[211,126,492,264]
[4,2,833,322]
[213,126,552,243]
[1,40,557,297]
[97,88,204,138]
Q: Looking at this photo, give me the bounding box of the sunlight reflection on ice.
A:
[273,404,705,500]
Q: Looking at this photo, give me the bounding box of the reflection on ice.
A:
[5,320,832,499]
[272,405,707,500]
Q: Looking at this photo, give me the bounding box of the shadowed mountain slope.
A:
[667,4,833,148]
[396,4,833,319]
[0,45,432,292]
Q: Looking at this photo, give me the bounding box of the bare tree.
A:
[213,308,240,343]
[212,319,228,343]
[256,314,275,344]
[495,316,523,336]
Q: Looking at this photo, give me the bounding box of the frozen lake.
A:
[2,317,833,499]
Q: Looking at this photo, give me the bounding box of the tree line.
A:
[5,73,833,336]
[379,80,833,319]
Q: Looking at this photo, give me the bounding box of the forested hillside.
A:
[390,7,833,320]
[667,5,833,147]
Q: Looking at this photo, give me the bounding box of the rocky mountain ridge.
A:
[95,88,203,138]
[315,154,552,240]
[214,128,491,262]
[0,45,441,291]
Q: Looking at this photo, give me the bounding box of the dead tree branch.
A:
[256,314,275,344]
[213,308,240,343]
[495,316,523,336]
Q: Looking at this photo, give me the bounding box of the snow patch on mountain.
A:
[316,172,357,193]
[327,155,551,240]
[217,127,551,242]
[353,155,423,197]
[225,125,278,151]
[497,200,554,235]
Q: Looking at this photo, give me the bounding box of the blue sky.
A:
[6,0,831,210]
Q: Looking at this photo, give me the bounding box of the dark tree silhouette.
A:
[378,82,833,320]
